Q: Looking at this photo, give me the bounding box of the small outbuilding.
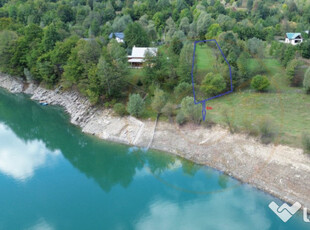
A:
[128,46,158,68]
[285,33,303,45]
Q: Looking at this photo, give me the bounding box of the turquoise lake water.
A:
[0,88,308,230]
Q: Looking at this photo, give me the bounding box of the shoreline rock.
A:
[1,73,310,211]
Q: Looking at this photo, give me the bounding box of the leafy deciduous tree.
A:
[200,72,226,96]
[180,96,201,124]
[247,37,264,58]
[0,30,17,73]
[97,40,128,97]
[177,43,193,83]
[151,88,167,113]
[124,22,150,48]
[127,93,144,117]
[205,23,222,39]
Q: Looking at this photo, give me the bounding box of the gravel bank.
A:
[1,73,310,210]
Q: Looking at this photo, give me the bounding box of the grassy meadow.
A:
[195,45,309,147]
[206,91,310,147]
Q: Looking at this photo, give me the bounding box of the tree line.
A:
[0,0,309,117]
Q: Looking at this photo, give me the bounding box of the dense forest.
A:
[0,0,310,149]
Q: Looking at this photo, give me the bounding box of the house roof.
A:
[128,47,158,59]
[286,33,302,40]
[128,58,144,63]
[109,32,124,39]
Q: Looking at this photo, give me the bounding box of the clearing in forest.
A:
[191,40,233,119]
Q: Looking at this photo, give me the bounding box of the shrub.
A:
[242,118,259,136]
[258,117,278,144]
[113,103,127,116]
[127,94,144,117]
[222,107,237,134]
[176,111,186,125]
[86,89,99,105]
[303,67,310,94]
[251,75,270,92]
[180,96,201,124]
[201,73,226,96]
[302,133,310,154]
[174,82,192,100]
[162,102,175,118]
[104,101,111,108]
[286,59,304,87]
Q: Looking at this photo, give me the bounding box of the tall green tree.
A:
[62,40,86,86]
[10,24,43,77]
[97,40,128,97]
[177,43,193,83]
[143,50,170,86]
[236,52,251,86]
[36,36,79,85]
[85,64,101,103]
[127,94,144,117]
[124,22,150,48]
[41,23,61,52]
[57,5,75,23]
[179,17,190,35]
[205,23,222,39]
[196,12,212,39]
[151,88,167,114]
[247,37,264,58]
[0,30,18,73]
[218,31,240,67]
[180,96,201,124]
[50,36,79,68]
[78,39,101,68]
[169,37,183,55]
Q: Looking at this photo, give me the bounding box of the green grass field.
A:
[206,91,310,147]
[195,44,216,73]
[194,44,310,148]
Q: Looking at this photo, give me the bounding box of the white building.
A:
[128,46,158,68]
[285,33,303,45]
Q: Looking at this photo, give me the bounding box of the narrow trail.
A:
[132,116,145,145]
[147,114,159,150]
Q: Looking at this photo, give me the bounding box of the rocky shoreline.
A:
[1,73,310,210]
